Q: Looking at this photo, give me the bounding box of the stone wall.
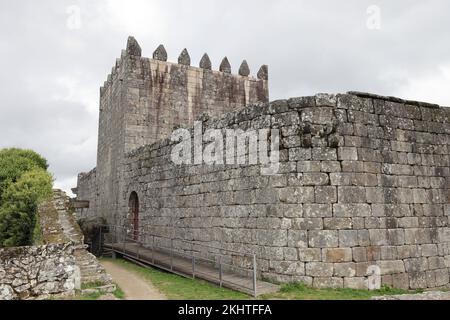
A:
[77,36,269,224]
[0,243,79,300]
[74,169,97,221]
[117,92,450,290]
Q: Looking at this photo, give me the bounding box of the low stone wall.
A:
[118,92,450,290]
[0,243,80,300]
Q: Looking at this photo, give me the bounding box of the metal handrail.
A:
[99,223,258,297]
[116,232,253,273]
[101,224,255,258]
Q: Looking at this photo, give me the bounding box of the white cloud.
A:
[396,63,450,106]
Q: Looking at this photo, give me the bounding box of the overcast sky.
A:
[1,0,450,196]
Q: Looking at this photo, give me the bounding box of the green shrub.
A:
[0,148,49,202]
[0,148,52,247]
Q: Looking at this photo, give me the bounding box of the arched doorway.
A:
[129,192,139,241]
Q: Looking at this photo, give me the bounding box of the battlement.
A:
[99,36,269,102]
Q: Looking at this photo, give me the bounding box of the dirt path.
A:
[101,260,167,300]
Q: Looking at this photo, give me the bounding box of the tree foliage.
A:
[0,148,52,247]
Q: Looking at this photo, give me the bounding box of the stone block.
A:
[304,204,332,218]
[256,229,288,246]
[338,187,367,203]
[284,247,298,261]
[268,204,303,218]
[344,277,368,290]
[404,257,429,273]
[297,161,321,172]
[428,256,446,270]
[333,204,371,217]
[315,186,337,204]
[337,147,358,161]
[435,269,450,287]
[292,218,323,230]
[289,148,312,161]
[323,248,353,263]
[391,273,409,290]
[339,230,359,247]
[421,244,438,257]
[352,247,367,262]
[305,262,334,277]
[298,248,322,262]
[378,260,406,275]
[308,230,339,248]
[380,246,398,260]
[315,93,337,107]
[313,277,344,289]
[270,261,305,276]
[397,245,421,259]
[320,161,341,173]
[409,272,428,289]
[287,230,308,248]
[324,218,353,230]
[312,148,337,161]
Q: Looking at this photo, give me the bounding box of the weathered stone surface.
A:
[153,44,167,61]
[344,277,368,290]
[126,36,141,56]
[199,53,212,70]
[334,262,356,277]
[308,230,339,248]
[219,57,231,73]
[313,277,343,289]
[257,65,268,80]
[298,248,321,262]
[323,248,352,263]
[305,262,334,277]
[178,48,191,66]
[0,243,78,300]
[238,60,250,76]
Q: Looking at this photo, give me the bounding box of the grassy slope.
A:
[101,258,422,300]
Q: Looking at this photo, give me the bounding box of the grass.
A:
[260,282,422,300]
[112,285,125,299]
[76,281,125,300]
[76,291,103,300]
[100,258,249,300]
[81,281,105,290]
[101,258,426,301]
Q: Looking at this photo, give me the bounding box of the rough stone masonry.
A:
[74,37,450,290]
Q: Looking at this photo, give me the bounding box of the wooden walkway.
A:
[104,242,279,297]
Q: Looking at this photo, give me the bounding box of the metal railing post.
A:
[170,239,174,271]
[253,254,257,298]
[192,254,196,279]
[136,241,139,259]
[123,228,126,253]
[99,226,102,257]
[219,257,223,287]
[152,236,155,264]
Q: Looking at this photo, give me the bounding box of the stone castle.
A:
[74,36,450,290]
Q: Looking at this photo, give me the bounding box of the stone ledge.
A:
[347,91,442,109]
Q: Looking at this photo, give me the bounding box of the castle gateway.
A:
[74,37,450,290]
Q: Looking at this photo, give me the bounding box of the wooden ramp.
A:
[104,242,279,297]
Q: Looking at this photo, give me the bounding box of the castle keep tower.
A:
[76,36,269,223]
